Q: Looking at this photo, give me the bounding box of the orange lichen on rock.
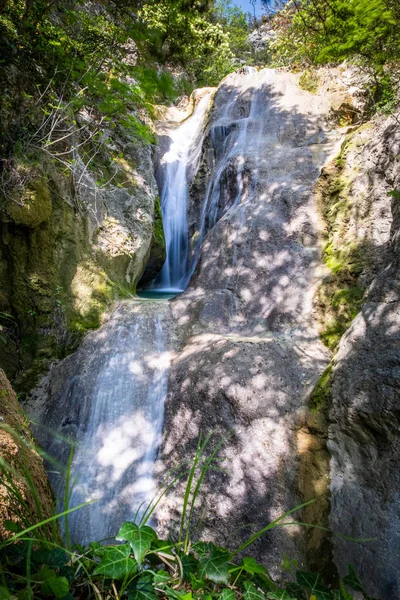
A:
[0,368,53,540]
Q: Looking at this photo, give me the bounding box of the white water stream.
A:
[151,91,213,292]
[62,310,170,544]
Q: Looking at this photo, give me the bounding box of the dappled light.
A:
[26,63,400,598]
[32,301,172,545]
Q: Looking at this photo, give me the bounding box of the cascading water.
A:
[67,313,169,544]
[33,303,170,545]
[31,67,340,549]
[150,91,214,292]
[189,69,275,281]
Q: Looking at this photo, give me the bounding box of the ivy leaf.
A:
[117,522,157,564]
[221,588,236,600]
[296,572,331,600]
[243,581,265,600]
[129,575,157,600]
[198,545,230,584]
[32,548,68,568]
[189,573,205,590]
[181,553,199,581]
[343,565,375,599]
[39,566,70,598]
[153,570,170,587]
[242,557,267,575]
[93,544,137,580]
[193,541,214,557]
[165,588,193,600]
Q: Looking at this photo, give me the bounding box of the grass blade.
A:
[231,500,316,557]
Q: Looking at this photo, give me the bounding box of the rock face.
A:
[156,68,343,567]
[248,25,277,57]
[0,123,164,391]
[0,368,53,540]
[328,112,400,599]
[28,66,400,597]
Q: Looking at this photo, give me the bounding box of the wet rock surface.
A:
[156,68,342,566]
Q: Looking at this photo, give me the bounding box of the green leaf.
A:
[242,557,267,575]
[221,589,236,600]
[266,592,297,600]
[93,544,137,580]
[198,546,230,584]
[243,581,265,600]
[189,573,205,590]
[296,571,331,600]
[50,576,70,599]
[193,541,214,557]
[129,575,157,600]
[117,522,157,564]
[165,589,193,600]
[32,548,68,568]
[39,567,70,598]
[181,553,199,581]
[4,520,20,533]
[343,565,374,599]
[153,570,170,586]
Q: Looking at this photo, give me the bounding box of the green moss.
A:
[153,196,165,249]
[309,363,333,412]
[316,132,369,351]
[299,69,320,94]
[6,175,52,229]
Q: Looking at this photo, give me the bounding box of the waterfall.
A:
[70,317,168,544]
[151,91,213,292]
[189,70,277,281]
[36,303,170,545]
[32,67,340,549]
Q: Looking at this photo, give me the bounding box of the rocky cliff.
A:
[20,65,400,598]
[324,110,400,599]
[0,117,164,392]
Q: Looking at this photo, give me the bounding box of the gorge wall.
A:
[0,115,164,392]
[9,65,400,599]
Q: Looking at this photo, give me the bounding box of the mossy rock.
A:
[299,69,320,94]
[309,363,333,412]
[0,368,54,540]
[6,177,52,228]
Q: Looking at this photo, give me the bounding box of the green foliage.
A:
[214,0,253,62]
[139,0,234,86]
[269,0,399,111]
